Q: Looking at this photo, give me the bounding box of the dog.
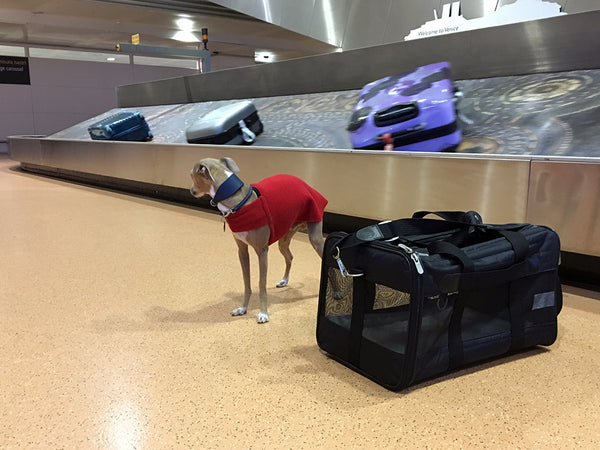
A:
[190,157,329,323]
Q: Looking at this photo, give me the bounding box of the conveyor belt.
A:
[49,91,358,149]
[50,69,600,157]
[457,69,600,157]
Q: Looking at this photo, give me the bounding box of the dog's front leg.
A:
[257,246,270,323]
[232,239,251,317]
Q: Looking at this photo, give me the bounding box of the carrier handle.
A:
[497,229,529,262]
[334,217,477,258]
[427,227,529,277]
[334,215,529,267]
[427,240,474,272]
[440,258,530,293]
[354,217,466,243]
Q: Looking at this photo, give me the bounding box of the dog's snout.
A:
[190,186,196,196]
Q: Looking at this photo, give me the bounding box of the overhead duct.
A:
[89,0,258,20]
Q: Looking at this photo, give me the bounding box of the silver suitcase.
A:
[186,101,263,145]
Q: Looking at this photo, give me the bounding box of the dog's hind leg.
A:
[276,224,301,288]
[231,238,252,317]
[306,221,325,257]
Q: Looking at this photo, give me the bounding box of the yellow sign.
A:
[131,34,140,45]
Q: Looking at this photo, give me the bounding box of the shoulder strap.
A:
[412,210,483,224]
[355,218,464,243]
[333,215,531,269]
[331,217,468,258]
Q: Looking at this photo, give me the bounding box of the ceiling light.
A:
[176,18,194,31]
[173,31,199,42]
[254,51,275,63]
[174,16,199,42]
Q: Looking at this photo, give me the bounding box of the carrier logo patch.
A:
[533,291,555,310]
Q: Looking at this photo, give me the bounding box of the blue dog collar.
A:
[212,173,244,204]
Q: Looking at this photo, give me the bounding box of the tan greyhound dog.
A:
[190,157,329,323]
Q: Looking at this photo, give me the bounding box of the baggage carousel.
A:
[9,11,600,284]
[47,68,600,157]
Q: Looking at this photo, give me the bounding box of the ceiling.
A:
[0,0,338,62]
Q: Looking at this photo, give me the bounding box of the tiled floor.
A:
[1,156,599,448]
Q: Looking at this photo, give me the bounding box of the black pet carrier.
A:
[317,211,562,390]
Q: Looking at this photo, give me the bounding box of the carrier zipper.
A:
[396,243,424,274]
[395,242,424,387]
[368,241,425,275]
[370,240,424,388]
[350,238,424,389]
[403,259,424,388]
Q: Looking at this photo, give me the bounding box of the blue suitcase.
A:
[88,111,153,141]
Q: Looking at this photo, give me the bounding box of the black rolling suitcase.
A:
[88,111,153,141]
[186,100,263,145]
[317,211,562,390]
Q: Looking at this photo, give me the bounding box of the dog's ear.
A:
[192,163,214,182]
[220,157,240,174]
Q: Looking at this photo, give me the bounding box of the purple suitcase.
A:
[348,62,462,152]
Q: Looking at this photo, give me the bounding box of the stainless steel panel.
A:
[117,77,190,108]
[460,0,500,19]
[279,0,317,37]
[217,0,348,47]
[118,11,600,107]
[565,0,600,13]
[211,0,593,52]
[216,0,286,24]
[9,136,530,224]
[213,0,318,42]
[341,0,392,50]
[383,0,442,45]
[309,0,351,47]
[527,160,600,256]
[253,0,285,25]
[13,135,600,255]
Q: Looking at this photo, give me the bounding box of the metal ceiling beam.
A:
[88,0,259,20]
[116,42,209,58]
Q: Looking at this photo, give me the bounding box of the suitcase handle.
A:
[238,120,256,144]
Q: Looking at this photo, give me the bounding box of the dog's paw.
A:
[231,306,247,316]
[276,278,289,288]
[257,311,270,323]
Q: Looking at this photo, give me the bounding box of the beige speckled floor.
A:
[1,156,599,449]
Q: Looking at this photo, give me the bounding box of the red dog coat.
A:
[225,174,328,245]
